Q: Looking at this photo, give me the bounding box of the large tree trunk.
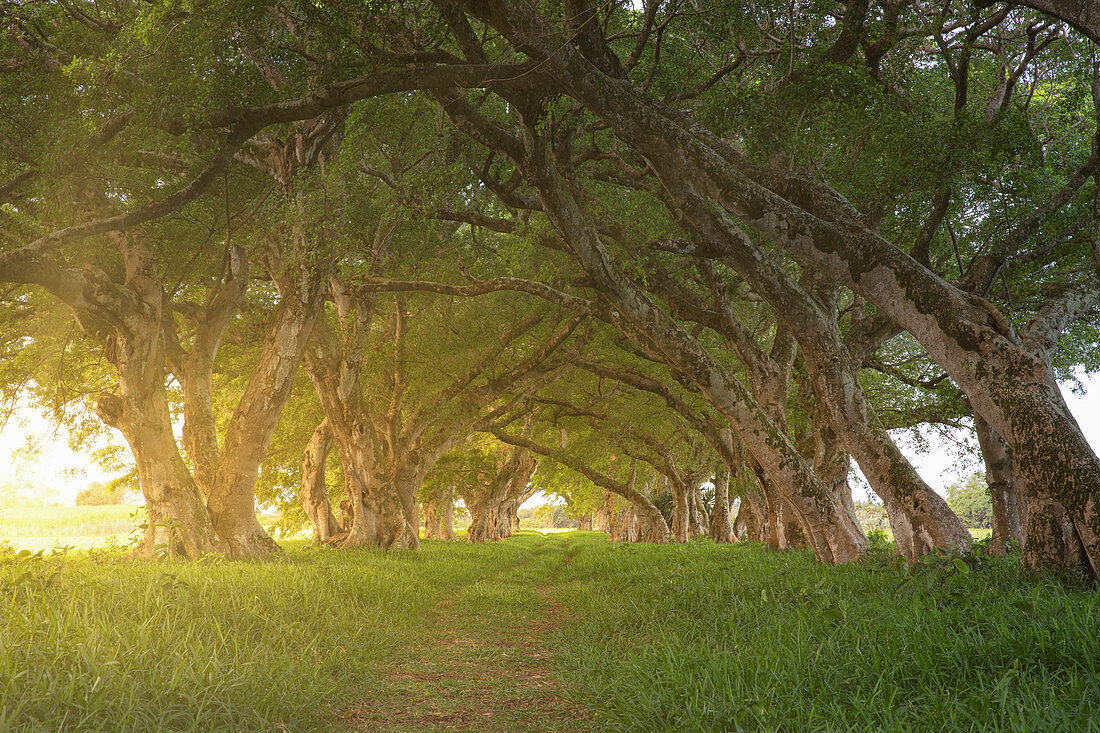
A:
[424,496,443,539]
[97,386,222,560]
[171,245,249,500]
[465,491,497,542]
[424,486,457,540]
[440,492,456,540]
[690,488,709,537]
[466,450,537,542]
[975,414,1026,554]
[592,500,612,533]
[336,442,410,549]
[301,419,341,543]
[669,477,690,543]
[466,493,502,542]
[655,167,970,560]
[735,493,769,542]
[3,231,227,559]
[62,234,226,559]
[709,464,736,543]
[608,497,638,542]
[516,123,865,563]
[976,411,1025,541]
[206,273,326,557]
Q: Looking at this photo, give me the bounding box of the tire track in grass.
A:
[337,534,596,733]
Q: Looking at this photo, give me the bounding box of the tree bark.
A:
[204,259,328,557]
[513,118,865,562]
[690,488,709,537]
[709,462,737,543]
[607,494,639,542]
[97,383,221,560]
[975,413,1025,555]
[656,173,971,559]
[440,492,456,540]
[301,419,341,543]
[736,492,769,543]
[424,496,442,539]
[1,231,223,559]
[467,447,537,542]
[669,475,690,543]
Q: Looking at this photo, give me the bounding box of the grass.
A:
[551,534,1100,732]
[0,505,141,550]
[1,533,1097,732]
[0,505,570,551]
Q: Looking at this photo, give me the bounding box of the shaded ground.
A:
[337,535,597,732]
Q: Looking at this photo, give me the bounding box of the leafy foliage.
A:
[947,473,996,529]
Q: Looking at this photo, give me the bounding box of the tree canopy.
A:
[2,0,1099,579]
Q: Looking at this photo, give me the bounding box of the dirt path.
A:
[337,537,596,732]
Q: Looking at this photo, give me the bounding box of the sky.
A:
[854,370,1100,500]
[0,403,114,504]
[1,373,1099,506]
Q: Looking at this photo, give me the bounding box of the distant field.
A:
[1,504,989,552]
[868,525,993,541]
[0,505,575,551]
[0,504,142,551]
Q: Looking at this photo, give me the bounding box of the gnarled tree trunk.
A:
[467,449,537,542]
[460,2,1096,573]
[2,231,223,559]
[97,381,222,560]
[976,414,1025,555]
[205,264,327,557]
[301,419,341,543]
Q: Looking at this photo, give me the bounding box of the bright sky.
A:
[0,402,114,505]
[1,373,1099,506]
[858,370,1100,499]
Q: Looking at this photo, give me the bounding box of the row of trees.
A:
[1,0,1098,579]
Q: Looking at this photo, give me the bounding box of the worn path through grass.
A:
[338,533,597,733]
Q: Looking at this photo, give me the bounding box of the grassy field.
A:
[0,505,142,551]
[0,506,572,551]
[1,533,1097,731]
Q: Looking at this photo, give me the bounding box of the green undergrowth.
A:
[0,538,537,732]
[2,533,1098,732]
[550,533,1100,732]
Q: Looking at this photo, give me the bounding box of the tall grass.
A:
[2,534,1097,732]
[551,534,1100,732]
[0,540,512,731]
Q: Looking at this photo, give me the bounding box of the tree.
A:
[947,474,995,530]
[414,0,1100,575]
[6,0,1100,576]
[75,482,129,506]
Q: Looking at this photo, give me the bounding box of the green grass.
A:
[550,534,1100,732]
[0,505,141,550]
[1,533,1097,732]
